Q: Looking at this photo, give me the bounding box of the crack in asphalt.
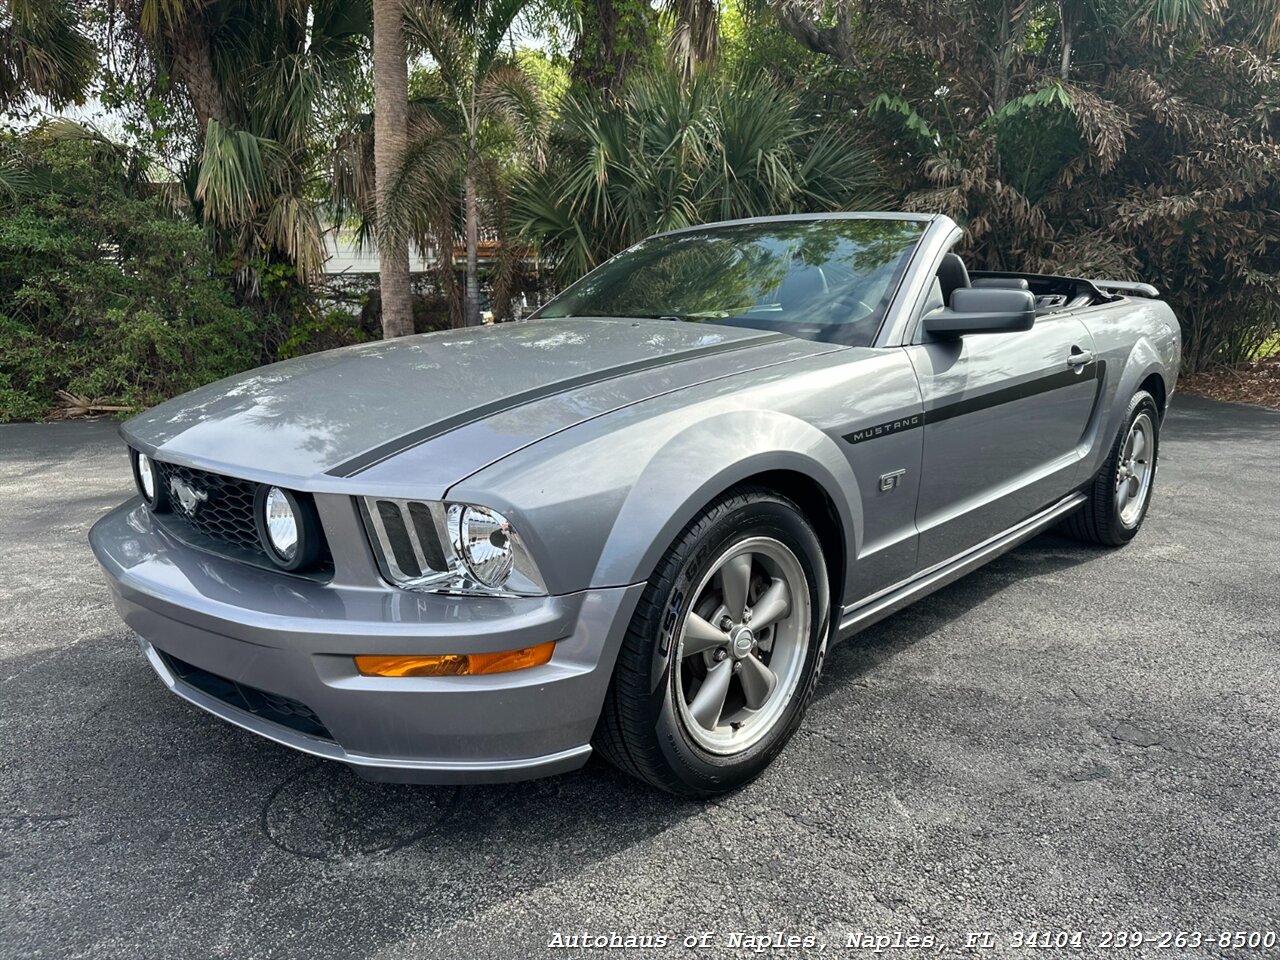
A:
[257,761,464,862]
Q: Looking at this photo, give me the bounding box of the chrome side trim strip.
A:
[838,492,1087,638]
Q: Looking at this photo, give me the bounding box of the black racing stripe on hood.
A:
[326,331,791,478]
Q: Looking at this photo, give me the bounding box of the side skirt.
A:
[836,492,1088,641]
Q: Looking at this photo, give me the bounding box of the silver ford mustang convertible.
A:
[90,213,1181,796]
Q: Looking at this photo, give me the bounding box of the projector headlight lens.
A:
[450,504,515,587]
[262,486,298,561]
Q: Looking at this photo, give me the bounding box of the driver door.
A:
[904,304,1100,569]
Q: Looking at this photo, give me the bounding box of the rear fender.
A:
[1086,336,1168,478]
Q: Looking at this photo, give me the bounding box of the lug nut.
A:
[719,616,733,631]
[714,648,728,662]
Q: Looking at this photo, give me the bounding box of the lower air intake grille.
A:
[159,650,334,742]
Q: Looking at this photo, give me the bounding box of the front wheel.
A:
[593,487,829,797]
[1061,389,1161,546]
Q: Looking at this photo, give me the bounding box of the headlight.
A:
[448,505,514,587]
[256,486,325,571]
[362,497,545,596]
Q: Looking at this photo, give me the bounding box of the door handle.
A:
[1066,348,1095,368]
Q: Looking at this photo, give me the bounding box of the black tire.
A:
[1060,389,1160,546]
[593,486,830,797]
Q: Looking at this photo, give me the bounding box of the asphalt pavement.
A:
[1,397,1277,959]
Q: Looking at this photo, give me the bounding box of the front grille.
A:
[147,459,331,577]
[159,650,334,742]
[154,461,261,551]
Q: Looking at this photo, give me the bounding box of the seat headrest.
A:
[937,253,971,305]
[972,277,1031,291]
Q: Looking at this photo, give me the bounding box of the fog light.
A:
[261,486,298,560]
[354,642,555,677]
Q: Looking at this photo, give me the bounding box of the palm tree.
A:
[572,0,720,90]
[372,0,415,338]
[514,68,887,281]
[116,0,368,292]
[395,0,546,326]
[0,0,94,110]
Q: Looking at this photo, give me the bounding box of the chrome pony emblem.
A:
[170,478,208,517]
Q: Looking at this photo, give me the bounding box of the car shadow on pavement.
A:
[1163,394,1280,441]
[816,533,1106,700]
[3,625,707,953]
[253,744,698,865]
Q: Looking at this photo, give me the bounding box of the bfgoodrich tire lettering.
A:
[593,486,829,797]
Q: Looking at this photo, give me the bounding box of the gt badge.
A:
[879,469,907,492]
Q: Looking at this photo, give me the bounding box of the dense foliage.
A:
[515,69,886,280]
[1,0,1278,419]
[763,0,1280,370]
[111,0,370,289]
[0,128,259,421]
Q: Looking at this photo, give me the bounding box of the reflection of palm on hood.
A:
[122,318,824,494]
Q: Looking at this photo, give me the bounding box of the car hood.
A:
[123,318,833,495]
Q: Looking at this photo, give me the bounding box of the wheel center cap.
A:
[730,625,755,658]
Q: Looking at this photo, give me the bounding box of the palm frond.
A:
[479,60,549,167]
[664,0,719,83]
[264,194,326,284]
[196,119,291,227]
[403,0,472,95]
[0,0,95,109]
[515,68,887,279]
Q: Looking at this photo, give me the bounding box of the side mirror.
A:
[924,287,1036,338]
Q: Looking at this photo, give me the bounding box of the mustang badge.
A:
[169,477,208,517]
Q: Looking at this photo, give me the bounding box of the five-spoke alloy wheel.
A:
[674,537,810,755]
[594,487,829,797]
[1115,412,1154,528]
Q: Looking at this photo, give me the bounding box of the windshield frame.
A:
[530,213,936,348]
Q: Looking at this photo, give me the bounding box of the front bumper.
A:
[89,499,644,784]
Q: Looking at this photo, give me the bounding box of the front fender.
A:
[446,401,860,597]
[593,409,860,589]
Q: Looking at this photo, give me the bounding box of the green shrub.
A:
[0,127,260,421]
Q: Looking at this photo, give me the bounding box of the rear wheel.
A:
[1061,389,1160,546]
[593,487,829,797]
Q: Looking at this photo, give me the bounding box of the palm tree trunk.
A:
[1059,2,1074,80]
[992,0,1011,113]
[118,0,230,142]
[372,0,414,339]
[464,172,481,327]
[168,18,231,139]
[572,0,653,91]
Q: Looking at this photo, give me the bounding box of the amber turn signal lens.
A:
[354,641,555,678]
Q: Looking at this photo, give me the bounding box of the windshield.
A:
[536,217,926,346]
